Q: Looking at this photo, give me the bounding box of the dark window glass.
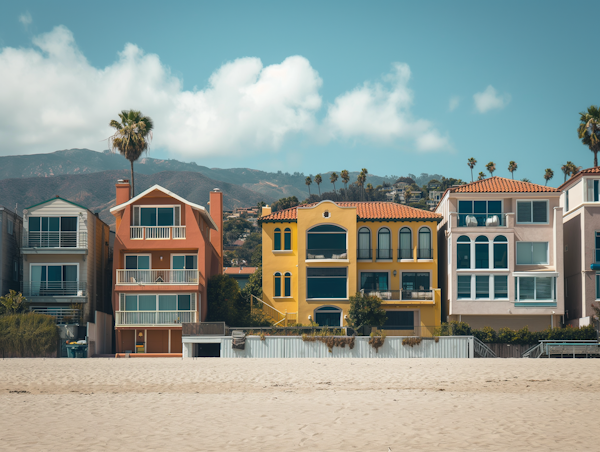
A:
[178,294,191,310]
[457,243,471,269]
[158,208,174,226]
[494,243,507,268]
[474,201,487,214]
[307,233,346,250]
[532,202,547,223]
[488,201,502,214]
[402,272,430,291]
[314,308,341,326]
[519,277,535,300]
[284,228,291,250]
[382,311,414,330]
[29,217,41,231]
[284,274,291,297]
[140,208,157,226]
[475,237,489,268]
[361,272,389,291]
[61,217,77,231]
[458,201,473,214]
[307,278,346,299]
[125,256,138,269]
[274,273,281,297]
[125,295,137,311]
[310,225,345,232]
[494,276,508,298]
[139,295,157,311]
[517,202,532,223]
[457,275,471,298]
[307,268,347,277]
[274,228,281,250]
[475,275,489,298]
[159,295,177,311]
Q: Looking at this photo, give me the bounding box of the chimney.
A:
[209,188,223,262]
[261,205,272,217]
[116,179,131,205]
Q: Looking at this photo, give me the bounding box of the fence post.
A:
[468,336,474,358]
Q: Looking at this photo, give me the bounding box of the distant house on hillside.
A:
[224,266,256,288]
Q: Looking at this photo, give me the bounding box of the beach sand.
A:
[0,358,598,451]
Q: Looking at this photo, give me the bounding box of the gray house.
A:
[0,207,23,297]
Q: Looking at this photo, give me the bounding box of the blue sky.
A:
[0,1,596,185]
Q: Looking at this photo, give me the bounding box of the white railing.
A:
[115,310,197,326]
[116,269,199,285]
[22,281,87,297]
[24,231,87,248]
[30,307,81,324]
[130,226,186,240]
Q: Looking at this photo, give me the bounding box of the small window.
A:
[274,228,281,250]
[516,200,548,224]
[358,227,371,259]
[494,275,508,299]
[7,218,14,235]
[377,228,392,259]
[457,235,471,269]
[565,190,569,211]
[457,275,471,299]
[596,274,600,300]
[475,236,489,269]
[475,275,489,298]
[125,255,150,270]
[596,232,600,263]
[516,242,548,265]
[284,272,291,297]
[284,228,292,251]
[274,272,282,297]
[399,227,412,259]
[418,227,432,259]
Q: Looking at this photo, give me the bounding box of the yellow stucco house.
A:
[259,200,442,335]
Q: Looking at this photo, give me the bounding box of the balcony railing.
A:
[21,281,87,297]
[306,249,348,259]
[376,248,393,260]
[116,269,199,285]
[417,248,433,259]
[357,248,372,260]
[30,307,81,324]
[130,226,186,240]
[115,310,197,326]
[458,213,506,227]
[362,289,434,301]
[23,231,87,248]
[397,248,413,260]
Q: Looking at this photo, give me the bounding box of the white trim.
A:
[29,262,80,282]
[272,250,294,254]
[515,199,550,225]
[170,253,198,270]
[313,305,343,327]
[132,205,180,227]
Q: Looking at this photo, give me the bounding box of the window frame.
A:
[417,226,433,260]
[455,274,507,301]
[273,228,282,251]
[283,228,292,251]
[456,235,509,271]
[125,253,152,270]
[284,272,292,297]
[516,242,549,265]
[360,270,391,293]
[171,254,198,270]
[132,205,181,227]
[380,309,416,330]
[514,275,556,302]
[120,293,195,311]
[358,227,372,260]
[274,272,282,297]
[306,267,348,300]
[377,227,392,260]
[515,200,549,225]
[313,306,343,327]
[398,227,413,260]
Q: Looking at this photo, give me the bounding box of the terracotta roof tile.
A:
[224,267,257,275]
[558,167,599,190]
[450,176,559,194]
[259,201,441,222]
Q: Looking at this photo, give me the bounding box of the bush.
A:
[0,313,59,357]
[347,293,387,329]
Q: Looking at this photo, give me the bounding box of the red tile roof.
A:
[448,176,559,194]
[259,201,442,222]
[558,167,599,190]
[224,267,257,275]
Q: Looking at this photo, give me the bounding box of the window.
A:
[28,216,78,247]
[307,267,347,299]
[274,228,281,250]
[475,275,489,298]
[516,200,548,224]
[358,227,371,259]
[274,272,282,297]
[314,306,341,327]
[516,242,548,265]
[125,255,150,270]
[12,260,18,282]
[515,276,555,301]
[159,295,177,310]
[596,274,600,300]
[493,235,508,269]
[458,200,502,226]
[565,190,569,211]
[7,218,14,235]
[398,227,412,259]
[494,275,508,299]
[402,272,430,291]
[381,311,414,330]
[284,272,291,297]
[596,232,600,263]
[457,275,471,299]
[457,236,471,269]
[172,255,197,269]
[307,225,347,259]
[30,264,78,296]
[377,228,392,259]
[284,228,292,250]
[418,227,432,259]
[586,179,600,202]
[361,272,389,292]
[122,294,194,311]
[475,236,489,268]
[133,206,179,227]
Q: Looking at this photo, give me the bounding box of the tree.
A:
[478,171,486,181]
[271,196,299,212]
[347,293,387,330]
[305,176,312,195]
[206,274,241,325]
[109,110,154,197]
[330,172,338,192]
[240,266,262,303]
[561,162,570,182]
[357,170,367,200]
[543,168,554,186]
[0,290,29,316]
[521,178,531,183]
[486,161,496,176]
[341,169,350,189]
[568,161,581,177]
[467,157,477,182]
[365,183,374,199]
[314,174,322,195]
[223,217,253,246]
[404,187,412,204]
[508,161,517,179]
[578,105,600,167]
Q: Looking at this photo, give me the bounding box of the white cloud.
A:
[19,12,32,27]
[473,85,511,113]
[324,63,450,151]
[449,96,460,112]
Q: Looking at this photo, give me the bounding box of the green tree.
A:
[206,275,241,325]
[347,293,387,330]
[467,157,477,182]
[305,176,312,195]
[250,243,262,267]
[486,161,496,176]
[365,182,374,199]
[508,161,517,179]
[561,162,570,182]
[314,174,322,195]
[477,171,486,181]
[330,172,338,192]
[577,105,600,167]
[271,196,299,212]
[0,290,29,316]
[223,218,253,245]
[109,110,154,197]
[543,168,554,186]
[341,169,350,189]
[236,232,261,265]
[240,266,262,303]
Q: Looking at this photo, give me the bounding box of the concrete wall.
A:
[87,311,113,356]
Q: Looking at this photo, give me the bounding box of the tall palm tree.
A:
[467,157,477,182]
[477,171,486,181]
[365,183,374,200]
[578,105,600,167]
[561,162,570,182]
[109,110,154,197]
[508,161,517,179]
[341,170,350,189]
[305,176,312,196]
[568,162,581,177]
[357,170,367,200]
[330,172,338,192]
[486,161,496,177]
[315,174,322,195]
[543,168,554,186]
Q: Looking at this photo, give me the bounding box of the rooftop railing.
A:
[30,307,81,324]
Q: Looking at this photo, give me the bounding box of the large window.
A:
[398,227,413,259]
[133,206,180,226]
[28,216,78,247]
[418,227,432,259]
[30,264,78,296]
[172,255,197,270]
[381,311,414,330]
[361,272,389,292]
[515,276,555,301]
[516,242,548,265]
[402,272,430,291]
[123,294,194,311]
[314,306,341,327]
[358,227,371,259]
[475,236,489,269]
[307,225,347,259]
[516,200,548,224]
[493,236,508,269]
[457,275,471,299]
[458,200,502,226]
[377,228,392,259]
[457,274,508,300]
[586,179,600,202]
[307,267,347,299]
[457,236,471,269]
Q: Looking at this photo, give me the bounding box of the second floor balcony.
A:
[116,269,199,285]
[23,231,88,249]
[21,281,87,298]
[306,249,348,260]
[362,289,434,301]
[130,226,186,240]
[458,213,507,228]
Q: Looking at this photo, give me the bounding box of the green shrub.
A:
[0,313,59,357]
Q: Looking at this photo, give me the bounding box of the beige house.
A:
[560,167,600,326]
[436,177,563,331]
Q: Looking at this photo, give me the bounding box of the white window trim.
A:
[120,293,196,311]
[515,242,549,265]
[515,199,550,225]
[456,273,508,301]
[398,226,414,262]
[456,235,509,271]
[514,275,556,302]
[132,205,181,226]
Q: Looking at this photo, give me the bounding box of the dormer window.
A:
[133,206,181,226]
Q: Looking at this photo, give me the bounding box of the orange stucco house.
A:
[110,180,223,354]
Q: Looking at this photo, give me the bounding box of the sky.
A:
[0,1,597,186]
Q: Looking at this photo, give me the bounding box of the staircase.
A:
[473,337,497,358]
[522,340,600,358]
[251,295,296,327]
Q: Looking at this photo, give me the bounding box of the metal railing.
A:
[458,213,507,227]
[115,310,197,326]
[357,248,372,259]
[362,289,434,301]
[182,322,226,336]
[306,249,348,259]
[116,269,199,285]
[376,248,393,260]
[21,281,87,297]
[250,294,298,327]
[24,231,87,248]
[522,340,600,358]
[417,248,433,259]
[30,307,81,324]
[473,337,497,358]
[130,226,186,240]
[397,248,413,260]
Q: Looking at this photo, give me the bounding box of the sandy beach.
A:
[0,358,598,451]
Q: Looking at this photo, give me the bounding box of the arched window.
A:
[457,235,471,269]
[284,272,291,297]
[274,272,282,297]
[274,228,281,250]
[314,306,342,327]
[493,235,508,269]
[399,227,413,259]
[417,227,432,259]
[377,227,392,259]
[358,227,371,259]
[284,228,292,250]
[307,224,347,260]
[475,235,489,269]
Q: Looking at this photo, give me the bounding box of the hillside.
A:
[0,170,266,229]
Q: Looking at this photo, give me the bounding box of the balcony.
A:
[397,248,413,260]
[115,310,197,326]
[458,213,507,227]
[21,281,87,298]
[116,269,199,285]
[417,248,433,259]
[306,249,348,260]
[357,248,372,260]
[23,231,88,249]
[130,226,186,240]
[376,248,393,260]
[30,307,81,324]
[363,289,434,301]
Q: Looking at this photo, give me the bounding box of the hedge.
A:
[0,313,59,357]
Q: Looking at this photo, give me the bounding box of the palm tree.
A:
[109,110,154,197]
[578,105,600,167]
[357,170,367,200]
[508,161,517,179]
[330,172,338,192]
[365,183,374,200]
[477,171,486,181]
[543,168,554,186]
[341,170,350,189]
[486,161,496,177]
[0,290,28,315]
[404,188,412,204]
[568,162,581,177]
[305,176,312,196]
[561,162,570,182]
[314,174,322,195]
[467,157,477,182]
[521,178,531,183]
